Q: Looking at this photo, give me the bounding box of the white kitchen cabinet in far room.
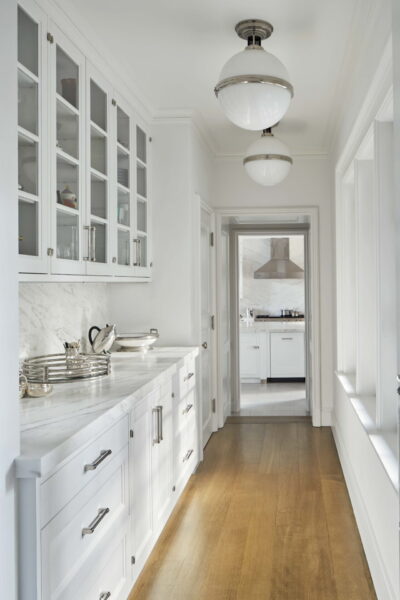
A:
[239,331,268,381]
[270,331,305,378]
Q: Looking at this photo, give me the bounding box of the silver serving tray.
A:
[23,353,111,383]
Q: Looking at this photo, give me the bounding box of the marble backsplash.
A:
[19,283,112,359]
[239,236,305,315]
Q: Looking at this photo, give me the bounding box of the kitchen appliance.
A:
[115,328,159,353]
[254,238,304,279]
[88,324,116,353]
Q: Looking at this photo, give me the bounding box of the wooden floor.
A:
[129,422,376,600]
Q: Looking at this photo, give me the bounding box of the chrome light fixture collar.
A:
[243,153,293,166]
[214,74,294,98]
[235,19,274,42]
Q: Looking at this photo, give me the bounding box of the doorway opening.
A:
[237,232,308,416]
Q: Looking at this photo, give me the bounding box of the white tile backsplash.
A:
[239,236,305,315]
[19,283,111,359]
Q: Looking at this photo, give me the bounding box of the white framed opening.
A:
[214,207,323,427]
[232,228,309,417]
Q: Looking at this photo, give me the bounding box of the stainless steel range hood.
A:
[254,238,304,279]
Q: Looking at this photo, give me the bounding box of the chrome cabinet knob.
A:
[202,342,208,349]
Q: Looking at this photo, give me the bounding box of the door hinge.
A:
[172,485,176,492]
[111,98,117,106]
[212,398,216,413]
[210,232,214,247]
[47,247,54,256]
[211,315,215,330]
[130,429,134,438]
[47,32,54,44]
[131,556,136,565]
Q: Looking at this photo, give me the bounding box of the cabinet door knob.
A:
[253,345,260,349]
[202,342,208,349]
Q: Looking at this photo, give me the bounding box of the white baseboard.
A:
[321,407,332,426]
[332,416,398,600]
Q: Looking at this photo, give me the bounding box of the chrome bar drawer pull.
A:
[184,372,194,382]
[158,405,163,442]
[182,403,194,415]
[82,507,110,536]
[152,407,161,444]
[84,449,112,472]
[99,593,111,600]
[183,449,193,462]
[281,337,293,340]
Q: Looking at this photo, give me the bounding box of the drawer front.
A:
[41,415,129,526]
[174,422,197,492]
[58,529,129,600]
[174,389,196,437]
[41,446,129,600]
[178,355,196,398]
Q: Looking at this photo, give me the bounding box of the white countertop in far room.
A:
[17,347,199,479]
[240,320,305,333]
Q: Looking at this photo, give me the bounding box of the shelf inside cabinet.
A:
[18,189,38,203]
[56,93,79,116]
[136,126,147,164]
[56,147,79,167]
[117,106,130,150]
[137,230,147,237]
[18,128,38,145]
[56,47,79,110]
[56,202,79,216]
[18,133,38,196]
[57,156,79,210]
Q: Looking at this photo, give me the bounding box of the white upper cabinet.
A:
[17,0,152,281]
[18,0,48,273]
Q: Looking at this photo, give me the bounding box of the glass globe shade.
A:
[216,47,293,130]
[243,133,292,186]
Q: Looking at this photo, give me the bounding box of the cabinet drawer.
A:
[178,355,196,397]
[270,331,305,378]
[57,528,129,600]
[174,389,196,437]
[174,423,197,492]
[41,415,129,526]
[41,446,129,600]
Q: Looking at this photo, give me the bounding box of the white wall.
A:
[332,4,399,597]
[213,156,335,419]
[0,1,19,598]
[19,283,112,357]
[110,121,214,345]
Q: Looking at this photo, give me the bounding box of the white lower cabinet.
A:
[18,357,199,600]
[270,331,305,378]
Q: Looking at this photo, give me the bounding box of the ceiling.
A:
[63,0,377,155]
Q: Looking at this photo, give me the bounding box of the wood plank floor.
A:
[129,422,376,600]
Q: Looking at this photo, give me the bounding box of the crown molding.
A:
[152,108,218,155]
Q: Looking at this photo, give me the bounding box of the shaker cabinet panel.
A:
[240,332,262,379]
[270,331,305,378]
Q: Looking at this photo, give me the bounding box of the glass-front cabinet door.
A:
[86,65,112,275]
[114,95,134,275]
[17,1,48,273]
[134,123,151,277]
[50,24,85,275]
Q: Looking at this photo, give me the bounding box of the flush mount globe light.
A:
[243,128,292,186]
[214,19,293,130]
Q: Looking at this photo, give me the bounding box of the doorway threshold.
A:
[226,415,312,424]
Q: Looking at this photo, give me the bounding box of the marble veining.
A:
[17,347,198,478]
[19,282,112,359]
[239,236,305,315]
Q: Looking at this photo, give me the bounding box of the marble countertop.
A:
[240,320,305,332]
[17,347,198,479]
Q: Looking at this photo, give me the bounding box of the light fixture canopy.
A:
[243,128,293,186]
[215,19,293,131]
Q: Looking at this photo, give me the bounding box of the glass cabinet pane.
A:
[91,221,106,263]
[56,211,79,260]
[91,127,107,175]
[57,46,79,109]
[18,134,38,195]
[135,235,147,267]
[136,126,146,163]
[137,163,147,198]
[91,175,107,219]
[137,200,147,233]
[90,80,107,131]
[117,107,129,149]
[57,157,79,209]
[19,200,38,256]
[117,148,129,188]
[18,7,38,76]
[118,230,130,266]
[18,70,38,134]
[118,190,130,226]
[57,100,79,159]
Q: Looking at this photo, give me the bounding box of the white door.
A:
[200,207,214,447]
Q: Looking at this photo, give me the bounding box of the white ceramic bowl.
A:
[115,330,159,352]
